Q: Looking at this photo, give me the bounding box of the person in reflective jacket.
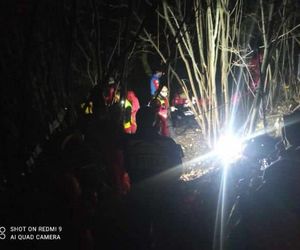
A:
[123,90,140,134]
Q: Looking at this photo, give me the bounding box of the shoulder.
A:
[155,136,183,153]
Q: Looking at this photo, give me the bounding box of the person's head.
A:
[283,109,300,147]
[114,89,121,103]
[126,90,136,102]
[160,86,168,98]
[149,99,161,113]
[108,77,115,85]
[154,70,163,78]
[136,106,157,133]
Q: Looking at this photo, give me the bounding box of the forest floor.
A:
[172,126,216,181]
[171,110,284,181]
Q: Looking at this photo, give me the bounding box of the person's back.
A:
[123,106,183,249]
[125,132,182,184]
[124,106,182,184]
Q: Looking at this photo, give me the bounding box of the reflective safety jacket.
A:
[158,96,169,119]
[124,99,133,131]
[81,101,93,114]
[157,96,170,136]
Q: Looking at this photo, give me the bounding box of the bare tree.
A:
[136,0,300,147]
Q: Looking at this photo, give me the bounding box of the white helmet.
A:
[160,86,168,98]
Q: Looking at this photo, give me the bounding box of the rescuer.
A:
[127,90,140,133]
[123,90,140,134]
[150,86,170,137]
[104,77,117,106]
[248,50,263,91]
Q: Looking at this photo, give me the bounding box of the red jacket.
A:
[124,91,140,134]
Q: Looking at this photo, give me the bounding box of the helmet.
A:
[160,86,168,98]
[108,77,115,85]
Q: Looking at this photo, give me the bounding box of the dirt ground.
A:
[172,127,216,181]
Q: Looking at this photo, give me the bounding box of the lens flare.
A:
[215,134,244,164]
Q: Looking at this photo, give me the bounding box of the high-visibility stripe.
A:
[81,102,93,114]
[124,99,133,130]
[125,99,132,108]
[124,122,131,129]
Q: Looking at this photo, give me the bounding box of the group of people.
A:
[82,70,184,247]
[124,69,171,137]
[4,66,300,250]
[76,71,185,249]
[6,70,183,250]
[82,69,171,137]
[80,69,175,172]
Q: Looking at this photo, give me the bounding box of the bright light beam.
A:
[213,133,242,250]
[215,133,244,165]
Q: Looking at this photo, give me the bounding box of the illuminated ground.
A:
[171,110,284,181]
[172,127,216,181]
